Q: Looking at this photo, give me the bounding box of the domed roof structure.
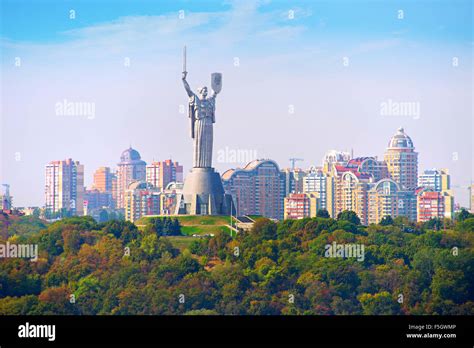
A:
[387,127,414,149]
[127,180,154,191]
[165,182,184,191]
[221,159,281,182]
[119,147,146,165]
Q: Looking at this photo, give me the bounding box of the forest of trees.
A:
[0,210,472,315]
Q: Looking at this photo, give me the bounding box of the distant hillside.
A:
[0,214,47,241]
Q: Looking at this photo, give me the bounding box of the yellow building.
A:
[440,169,450,192]
[326,175,336,218]
[384,127,418,190]
[368,179,417,224]
[325,164,372,224]
[442,190,454,220]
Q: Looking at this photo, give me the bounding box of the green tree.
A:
[251,218,278,240]
[380,216,394,226]
[423,218,443,231]
[431,269,469,305]
[103,220,137,240]
[456,218,474,232]
[316,209,330,218]
[337,210,360,225]
[359,291,400,315]
[0,295,39,315]
[456,208,473,222]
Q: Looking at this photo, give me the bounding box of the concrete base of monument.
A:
[174,167,234,215]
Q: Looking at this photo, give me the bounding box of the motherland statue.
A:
[175,46,231,216]
[181,45,222,168]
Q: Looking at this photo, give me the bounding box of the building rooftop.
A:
[387,127,414,149]
[323,150,351,165]
[222,159,281,181]
[334,165,372,180]
[127,181,154,191]
[119,147,146,165]
[221,169,235,180]
[347,157,375,168]
[243,159,279,171]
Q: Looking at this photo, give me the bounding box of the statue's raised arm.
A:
[180,46,220,169]
[182,72,194,98]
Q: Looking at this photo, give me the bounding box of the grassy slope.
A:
[137,215,232,227]
[166,236,195,251]
[137,215,236,250]
[181,225,232,236]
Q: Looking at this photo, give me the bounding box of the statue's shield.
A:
[211,73,222,94]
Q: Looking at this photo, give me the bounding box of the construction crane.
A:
[289,158,304,170]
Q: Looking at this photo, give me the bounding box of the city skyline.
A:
[27,124,459,226]
[1,125,471,210]
[1,0,472,207]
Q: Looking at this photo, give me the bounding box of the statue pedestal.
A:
[175,167,233,215]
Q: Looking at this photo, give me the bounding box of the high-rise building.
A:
[90,166,115,209]
[324,163,373,224]
[322,150,352,218]
[284,193,319,219]
[124,181,161,222]
[83,189,113,213]
[384,127,418,190]
[160,182,184,215]
[416,188,453,222]
[418,168,450,192]
[444,192,454,220]
[417,168,454,221]
[222,159,286,220]
[282,168,306,195]
[116,147,146,209]
[336,168,372,225]
[111,172,118,208]
[93,167,113,192]
[45,159,84,215]
[322,150,351,174]
[146,160,183,190]
[303,167,328,210]
[1,184,12,210]
[367,179,416,224]
[347,157,389,182]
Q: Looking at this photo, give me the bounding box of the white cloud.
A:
[1,2,310,64]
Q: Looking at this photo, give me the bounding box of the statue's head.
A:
[198,86,208,98]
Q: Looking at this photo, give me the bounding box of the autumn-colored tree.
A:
[0,210,472,316]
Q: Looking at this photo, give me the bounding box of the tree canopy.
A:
[0,213,472,315]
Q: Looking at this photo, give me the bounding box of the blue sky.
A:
[0,0,473,207]
[1,0,472,43]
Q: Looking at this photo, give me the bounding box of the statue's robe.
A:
[188,94,216,168]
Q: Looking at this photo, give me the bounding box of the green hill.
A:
[136,215,238,250]
[137,215,235,236]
